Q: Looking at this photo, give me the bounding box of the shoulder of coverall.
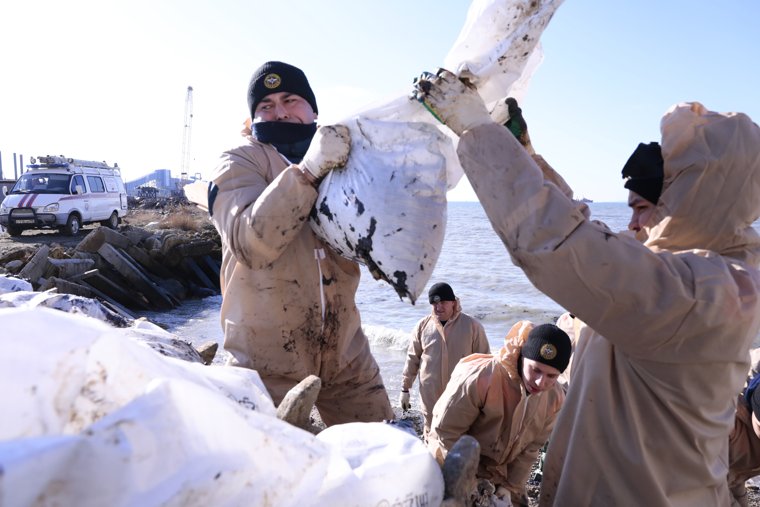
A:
[210,134,284,183]
[496,320,534,381]
[644,102,760,265]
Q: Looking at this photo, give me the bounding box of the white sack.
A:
[0,308,446,506]
[444,0,563,107]
[316,422,444,507]
[0,286,130,327]
[0,274,32,294]
[311,0,564,304]
[310,117,452,303]
[1,378,331,507]
[0,308,275,440]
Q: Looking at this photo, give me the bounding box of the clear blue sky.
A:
[1,1,758,202]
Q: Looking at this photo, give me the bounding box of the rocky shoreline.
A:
[0,201,221,319]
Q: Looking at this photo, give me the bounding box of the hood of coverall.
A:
[644,102,760,265]
[497,320,534,382]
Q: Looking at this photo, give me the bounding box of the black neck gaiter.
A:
[252,121,317,164]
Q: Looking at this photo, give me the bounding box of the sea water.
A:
[140,201,757,404]
[142,201,627,402]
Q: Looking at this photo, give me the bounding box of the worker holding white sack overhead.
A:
[208,61,393,425]
[412,69,760,506]
[400,282,490,436]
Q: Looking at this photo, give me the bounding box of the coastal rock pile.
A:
[0,224,221,320]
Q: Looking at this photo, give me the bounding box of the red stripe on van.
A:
[59,193,120,201]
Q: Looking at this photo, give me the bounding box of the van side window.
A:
[72,175,86,194]
[103,177,119,193]
[87,176,106,193]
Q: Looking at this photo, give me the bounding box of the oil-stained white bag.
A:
[310,117,453,303]
[310,0,563,304]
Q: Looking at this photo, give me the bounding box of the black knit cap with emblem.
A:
[247,61,319,119]
[520,323,572,373]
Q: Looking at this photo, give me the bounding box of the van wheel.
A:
[101,211,119,229]
[6,225,23,237]
[63,214,81,236]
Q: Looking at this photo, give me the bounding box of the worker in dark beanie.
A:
[245,60,320,165]
[207,60,394,427]
[401,281,490,436]
[247,61,318,118]
[622,142,664,206]
[413,69,760,506]
[428,282,456,304]
[427,320,569,506]
[728,366,760,506]
[624,142,665,240]
[520,323,572,376]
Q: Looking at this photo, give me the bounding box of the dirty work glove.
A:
[399,390,411,411]
[504,97,528,145]
[299,124,351,184]
[411,69,492,136]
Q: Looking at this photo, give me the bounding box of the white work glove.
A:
[411,69,492,136]
[299,124,351,183]
[399,390,411,411]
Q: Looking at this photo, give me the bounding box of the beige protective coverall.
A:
[401,300,490,432]
[729,395,760,507]
[209,134,393,425]
[454,102,760,506]
[427,320,564,502]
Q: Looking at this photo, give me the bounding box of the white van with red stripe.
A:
[0,155,128,237]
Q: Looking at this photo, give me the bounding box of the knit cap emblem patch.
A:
[264,74,281,89]
[540,343,557,360]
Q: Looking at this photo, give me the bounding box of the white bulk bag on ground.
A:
[316,422,444,506]
[0,308,275,439]
[0,308,445,507]
[0,275,32,294]
[311,0,564,304]
[1,378,332,507]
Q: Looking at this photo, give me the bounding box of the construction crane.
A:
[180,86,194,182]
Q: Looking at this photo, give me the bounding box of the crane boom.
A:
[180,86,194,180]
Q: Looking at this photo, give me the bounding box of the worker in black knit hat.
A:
[427,320,570,506]
[206,60,394,427]
[246,60,320,165]
[728,365,760,505]
[400,281,490,436]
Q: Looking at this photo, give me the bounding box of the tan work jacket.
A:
[209,134,392,425]
[401,301,490,431]
[427,320,564,499]
[455,102,760,506]
[729,395,760,492]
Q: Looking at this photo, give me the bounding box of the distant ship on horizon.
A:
[580,197,593,203]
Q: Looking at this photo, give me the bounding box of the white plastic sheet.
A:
[0,308,275,440]
[0,274,32,294]
[0,308,445,506]
[311,0,564,304]
[317,422,444,506]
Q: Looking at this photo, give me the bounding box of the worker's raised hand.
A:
[411,69,492,136]
[299,124,351,184]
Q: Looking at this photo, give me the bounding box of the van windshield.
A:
[11,173,73,194]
